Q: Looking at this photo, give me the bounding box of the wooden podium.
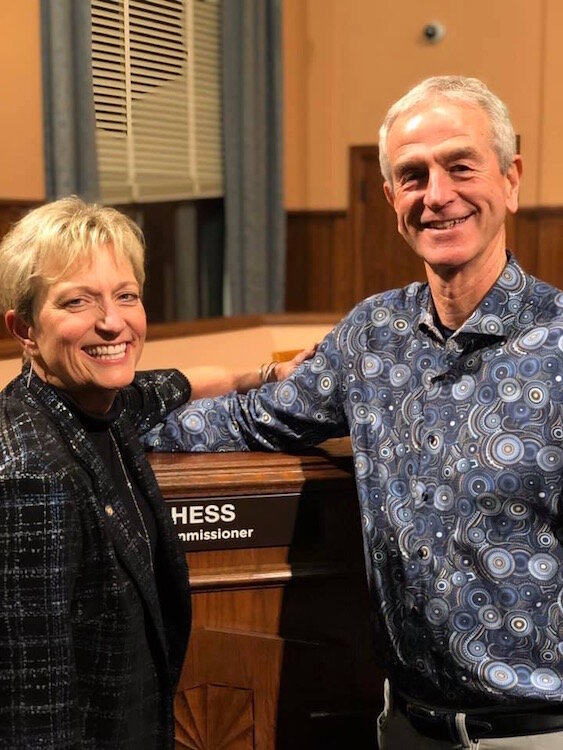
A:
[149,438,384,749]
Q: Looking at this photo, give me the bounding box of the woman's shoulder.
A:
[0,386,77,478]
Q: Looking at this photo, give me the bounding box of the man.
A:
[144,77,562,749]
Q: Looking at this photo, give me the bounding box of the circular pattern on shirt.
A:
[181,412,206,433]
[497,377,522,401]
[536,445,563,473]
[310,352,328,374]
[478,605,503,629]
[479,314,503,336]
[527,553,558,581]
[277,381,298,406]
[500,263,525,291]
[484,662,518,689]
[391,315,410,334]
[370,306,391,326]
[489,433,525,465]
[505,500,530,519]
[434,485,454,511]
[360,352,383,378]
[530,668,561,692]
[520,327,549,350]
[522,381,549,408]
[452,375,476,401]
[483,548,515,578]
[506,611,534,637]
[318,371,337,395]
[389,363,411,387]
[355,452,373,479]
[425,598,449,626]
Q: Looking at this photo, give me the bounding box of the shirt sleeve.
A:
[141,325,349,452]
[0,470,82,748]
[123,369,192,433]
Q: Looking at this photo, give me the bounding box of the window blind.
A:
[91,0,223,203]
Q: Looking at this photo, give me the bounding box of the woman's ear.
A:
[4,311,38,357]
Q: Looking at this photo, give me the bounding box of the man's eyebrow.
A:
[393,159,425,180]
[443,146,481,162]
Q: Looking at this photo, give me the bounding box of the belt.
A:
[394,692,563,742]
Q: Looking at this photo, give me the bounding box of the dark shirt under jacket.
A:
[0,368,192,749]
[145,254,563,710]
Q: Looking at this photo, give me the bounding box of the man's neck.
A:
[425,244,508,330]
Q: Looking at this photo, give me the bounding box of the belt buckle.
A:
[405,703,453,741]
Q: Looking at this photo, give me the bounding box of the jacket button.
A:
[105,504,114,517]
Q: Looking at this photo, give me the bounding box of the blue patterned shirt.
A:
[144,255,562,708]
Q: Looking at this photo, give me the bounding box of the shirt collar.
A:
[418,252,529,345]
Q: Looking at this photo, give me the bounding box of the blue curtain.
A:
[221,0,286,314]
[41,0,99,200]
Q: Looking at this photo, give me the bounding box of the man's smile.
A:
[420,214,474,230]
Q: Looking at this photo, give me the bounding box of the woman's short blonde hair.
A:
[0,196,146,322]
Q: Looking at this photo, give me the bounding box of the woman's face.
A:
[27,244,146,414]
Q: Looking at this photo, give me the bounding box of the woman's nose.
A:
[95,301,126,333]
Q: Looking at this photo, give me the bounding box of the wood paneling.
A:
[150,441,382,749]
[286,211,352,312]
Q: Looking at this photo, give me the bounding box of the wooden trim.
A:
[189,560,361,592]
[151,437,353,498]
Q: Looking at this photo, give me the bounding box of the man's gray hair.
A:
[378,75,517,184]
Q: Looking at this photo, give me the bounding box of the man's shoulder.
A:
[518,266,563,325]
[338,280,427,329]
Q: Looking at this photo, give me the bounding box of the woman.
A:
[0,197,307,748]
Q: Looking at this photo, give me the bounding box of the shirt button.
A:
[418,545,430,560]
[105,504,114,517]
[428,434,439,449]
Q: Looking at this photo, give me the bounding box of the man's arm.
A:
[0,471,81,748]
[142,332,348,452]
[184,346,316,400]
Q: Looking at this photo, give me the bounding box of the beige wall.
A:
[0,1,45,201]
[283,0,560,211]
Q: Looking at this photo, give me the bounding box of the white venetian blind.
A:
[91,0,223,203]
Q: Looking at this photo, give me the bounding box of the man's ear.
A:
[505,155,523,215]
[383,181,395,209]
[4,311,38,357]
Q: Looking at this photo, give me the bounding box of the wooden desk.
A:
[150,439,383,749]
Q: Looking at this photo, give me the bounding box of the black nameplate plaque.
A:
[167,493,300,551]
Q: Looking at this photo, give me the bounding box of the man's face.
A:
[383,99,521,274]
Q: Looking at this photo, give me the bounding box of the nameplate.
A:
[168,494,300,551]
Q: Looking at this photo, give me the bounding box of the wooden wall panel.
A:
[286,211,352,312]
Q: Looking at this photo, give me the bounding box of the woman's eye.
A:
[118,292,139,304]
[64,298,87,309]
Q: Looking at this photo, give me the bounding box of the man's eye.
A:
[451,164,471,173]
[400,170,424,185]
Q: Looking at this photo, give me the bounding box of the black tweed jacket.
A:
[0,368,192,749]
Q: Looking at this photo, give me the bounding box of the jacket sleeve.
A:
[0,470,82,748]
[141,325,349,452]
[122,369,192,434]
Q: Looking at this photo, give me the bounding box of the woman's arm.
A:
[184,346,316,400]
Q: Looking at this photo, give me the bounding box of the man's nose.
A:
[424,168,455,210]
